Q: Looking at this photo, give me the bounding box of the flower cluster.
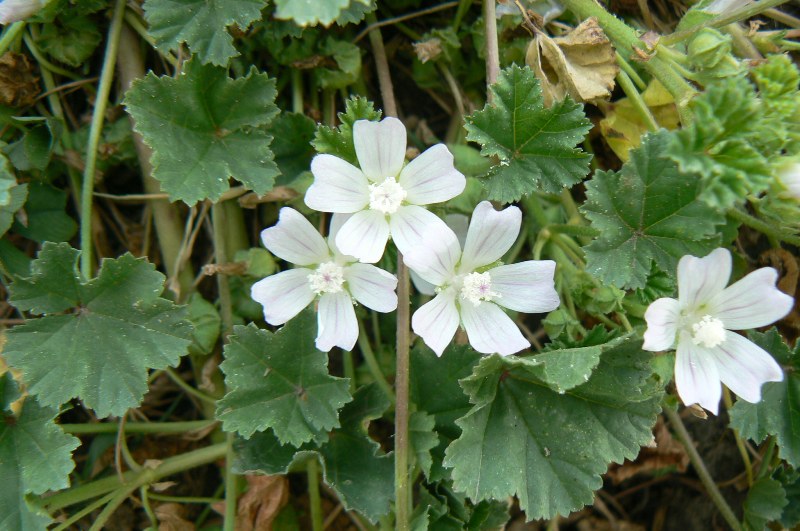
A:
[252,117,560,356]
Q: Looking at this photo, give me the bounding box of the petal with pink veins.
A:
[251,269,315,325]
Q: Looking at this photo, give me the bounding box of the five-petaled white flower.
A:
[643,248,794,415]
[251,208,398,352]
[305,117,466,263]
[405,201,560,356]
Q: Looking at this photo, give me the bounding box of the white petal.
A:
[643,297,681,351]
[411,290,460,356]
[410,270,437,296]
[674,332,722,415]
[316,292,358,352]
[401,219,460,286]
[460,301,529,356]
[328,213,356,261]
[707,331,783,404]
[677,248,731,310]
[260,207,330,266]
[251,269,315,325]
[707,267,795,329]
[335,210,390,264]
[399,144,466,205]
[353,118,406,181]
[489,261,559,313]
[306,154,370,213]
[344,263,398,313]
[389,205,448,257]
[459,201,521,273]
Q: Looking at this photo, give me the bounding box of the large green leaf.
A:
[464,64,592,202]
[124,59,280,205]
[443,338,664,520]
[216,316,353,445]
[729,330,800,467]
[743,477,787,531]
[233,384,394,522]
[0,397,80,531]
[11,182,77,243]
[4,243,193,417]
[582,131,724,290]
[143,0,265,66]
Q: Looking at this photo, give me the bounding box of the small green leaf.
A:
[775,467,800,528]
[312,96,381,165]
[443,338,664,520]
[0,398,80,531]
[527,345,604,393]
[186,293,221,355]
[269,112,316,186]
[274,0,367,27]
[743,477,787,531]
[335,0,376,25]
[11,182,77,243]
[38,15,102,67]
[313,38,362,89]
[143,0,265,66]
[216,315,353,445]
[410,410,438,478]
[582,131,724,289]
[5,243,193,417]
[124,59,280,205]
[753,54,800,154]
[464,64,592,202]
[729,329,800,467]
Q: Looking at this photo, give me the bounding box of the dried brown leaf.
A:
[213,475,289,531]
[156,503,195,531]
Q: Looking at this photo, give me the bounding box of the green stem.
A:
[308,458,324,531]
[358,320,396,404]
[88,483,139,531]
[0,22,25,55]
[662,0,790,45]
[79,0,127,279]
[663,405,743,531]
[727,207,800,246]
[146,493,223,504]
[616,52,646,90]
[394,257,411,530]
[212,203,235,336]
[51,491,118,531]
[166,367,218,405]
[292,68,304,114]
[483,0,500,91]
[43,443,227,512]
[617,68,659,132]
[22,32,79,80]
[224,433,238,531]
[756,437,776,481]
[723,387,753,487]
[61,420,216,434]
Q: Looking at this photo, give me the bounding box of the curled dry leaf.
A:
[213,475,289,531]
[525,17,618,106]
[156,502,195,531]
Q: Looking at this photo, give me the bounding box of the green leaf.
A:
[233,384,393,522]
[12,181,77,243]
[0,184,27,238]
[124,59,280,205]
[412,481,510,531]
[582,131,724,290]
[216,316,353,445]
[274,0,368,27]
[313,38,362,89]
[464,64,592,202]
[753,54,800,154]
[270,112,316,186]
[335,0,376,25]
[666,76,770,208]
[38,15,102,67]
[143,0,265,66]
[775,467,800,527]
[5,243,193,417]
[743,477,787,531]
[729,329,800,467]
[5,122,57,171]
[0,151,16,207]
[410,410,438,478]
[0,398,80,531]
[312,96,381,165]
[186,293,221,355]
[443,338,664,520]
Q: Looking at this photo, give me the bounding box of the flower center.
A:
[691,315,726,348]
[460,272,500,306]
[308,262,345,295]
[368,177,407,214]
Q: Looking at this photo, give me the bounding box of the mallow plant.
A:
[1,0,799,530]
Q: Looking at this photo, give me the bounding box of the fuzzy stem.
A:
[663,405,742,531]
[617,69,659,132]
[79,0,126,279]
[483,0,500,92]
[308,458,324,531]
[662,0,790,45]
[727,206,800,247]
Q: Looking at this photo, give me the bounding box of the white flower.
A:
[643,248,794,415]
[776,161,800,200]
[250,208,398,352]
[0,0,43,24]
[306,117,466,263]
[405,201,560,356]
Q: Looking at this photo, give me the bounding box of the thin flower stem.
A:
[308,458,325,531]
[483,0,500,92]
[663,405,743,531]
[212,203,235,336]
[723,387,754,487]
[61,420,217,434]
[616,52,646,91]
[756,437,776,481]
[366,13,398,117]
[616,68,659,133]
[224,433,238,531]
[22,32,79,80]
[51,491,118,531]
[88,483,140,531]
[394,257,412,530]
[79,0,127,279]
[146,493,224,504]
[0,22,25,55]
[727,207,800,247]
[358,320,396,404]
[165,367,218,405]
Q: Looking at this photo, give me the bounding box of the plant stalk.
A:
[308,458,324,531]
[79,0,127,279]
[483,0,500,91]
[60,420,216,434]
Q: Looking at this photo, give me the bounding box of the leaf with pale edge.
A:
[464,64,591,202]
[0,183,26,238]
[4,243,192,417]
[0,398,80,531]
[143,0,265,66]
[743,477,787,531]
[124,59,279,205]
[312,96,381,166]
[275,0,368,27]
[233,384,393,522]
[666,76,770,208]
[582,131,723,290]
[443,338,664,520]
[729,329,800,467]
[216,315,352,446]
